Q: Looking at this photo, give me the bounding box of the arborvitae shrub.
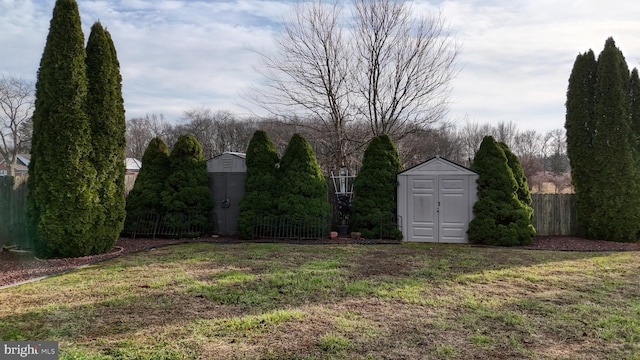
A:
[467,136,535,246]
[588,38,640,242]
[499,142,533,220]
[161,134,212,237]
[566,38,640,242]
[565,50,598,238]
[276,133,330,232]
[350,134,403,239]
[124,137,170,233]
[27,0,100,258]
[237,130,280,239]
[86,21,126,253]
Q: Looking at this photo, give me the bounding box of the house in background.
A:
[0,154,30,176]
[125,158,142,175]
[0,155,142,177]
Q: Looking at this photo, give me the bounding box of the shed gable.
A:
[206,152,247,173]
[400,156,475,177]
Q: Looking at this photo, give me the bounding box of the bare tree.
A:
[247,1,352,170]
[125,113,173,160]
[247,0,458,171]
[352,0,459,138]
[216,116,257,156]
[178,107,223,159]
[396,121,462,168]
[513,129,543,158]
[544,129,567,156]
[491,120,518,149]
[513,129,544,182]
[0,75,34,176]
[179,108,257,159]
[457,119,492,165]
[540,128,568,173]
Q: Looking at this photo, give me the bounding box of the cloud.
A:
[431,0,640,132]
[0,0,284,121]
[0,0,48,77]
[1,0,639,133]
[75,0,285,119]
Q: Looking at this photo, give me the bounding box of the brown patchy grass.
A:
[1,243,639,359]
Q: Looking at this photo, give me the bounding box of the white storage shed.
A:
[397,156,478,243]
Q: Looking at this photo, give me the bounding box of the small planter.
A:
[350,232,361,239]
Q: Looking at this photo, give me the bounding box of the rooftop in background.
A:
[125,158,142,173]
[0,154,30,176]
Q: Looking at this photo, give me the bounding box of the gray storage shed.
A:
[206,152,247,236]
[397,156,478,243]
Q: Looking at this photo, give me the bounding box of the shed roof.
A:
[399,155,477,176]
[206,152,247,172]
[223,152,246,159]
[125,158,142,171]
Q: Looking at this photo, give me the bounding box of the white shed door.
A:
[439,176,469,243]
[408,177,438,241]
[408,176,469,243]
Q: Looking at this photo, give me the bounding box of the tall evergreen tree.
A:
[26,0,100,258]
[630,68,640,155]
[277,133,330,225]
[161,134,212,237]
[237,130,280,239]
[565,50,598,237]
[86,21,126,252]
[467,136,535,246]
[588,38,640,241]
[350,134,403,239]
[124,137,170,233]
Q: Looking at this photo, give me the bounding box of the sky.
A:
[1,0,639,134]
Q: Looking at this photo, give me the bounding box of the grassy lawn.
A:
[1,243,639,359]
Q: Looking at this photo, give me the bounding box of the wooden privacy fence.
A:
[0,175,138,249]
[0,176,29,248]
[124,175,137,196]
[531,193,579,236]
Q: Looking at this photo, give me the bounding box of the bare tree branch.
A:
[352,0,460,138]
[0,74,34,176]
[245,0,459,170]
[244,1,352,169]
[125,113,172,160]
[179,108,257,159]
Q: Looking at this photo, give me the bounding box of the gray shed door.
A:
[210,172,246,236]
[408,175,469,243]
